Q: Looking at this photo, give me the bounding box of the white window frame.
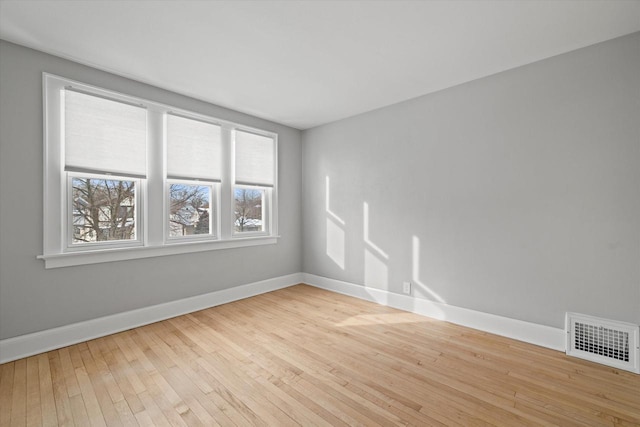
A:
[232,184,272,237]
[40,73,278,268]
[66,172,144,251]
[166,179,219,242]
[231,127,278,238]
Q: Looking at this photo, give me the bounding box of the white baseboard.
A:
[0,273,303,364]
[0,272,566,364]
[303,273,566,352]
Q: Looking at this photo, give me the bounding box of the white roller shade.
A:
[235,130,275,186]
[166,114,222,181]
[65,89,147,176]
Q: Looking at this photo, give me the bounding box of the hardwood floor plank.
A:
[0,363,15,426]
[95,342,145,415]
[47,351,74,426]
[78,347,121,426]
[10,359,27,427]
[86,340,125,405]
[25,356,42,427]
[74,364,107,426]
[58,347,80,397]
[1,284,639,427]
[112,399,138,426]
[67,394,90,426]
[134,390,172,427]
[131,408,155,427]
[119,335,189,427]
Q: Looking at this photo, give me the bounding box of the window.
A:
[71,176,139,244]
[166,113,221,240]
[168,181,214,238]
[63,88,146,250]
[233,129,275,236]
[234,186,266,233]
[41,74,278,268]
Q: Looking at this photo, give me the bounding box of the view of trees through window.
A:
[169,183,211,237]
[72,180,263,242]
[234,188,264,232]
[72,178,136,243]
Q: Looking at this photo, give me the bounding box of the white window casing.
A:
[40,73,278,268]
[232,129,277,238]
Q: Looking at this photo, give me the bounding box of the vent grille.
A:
[566,313,639,374]
[574,322,629,362]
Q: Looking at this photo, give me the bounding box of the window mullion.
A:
[146,108,165,246]
[220,125,233,240]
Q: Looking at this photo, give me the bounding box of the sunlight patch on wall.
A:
[412,235,446,303]
[326,217,345,269]
[362,201,389,289]
[363,202,388,259]
[325,176,345,225]
[365,248,388,290]
[325,176,346,269]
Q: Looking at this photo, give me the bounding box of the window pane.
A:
[234,187,265,233]
[169,184,212,237]
[72,178,136,243]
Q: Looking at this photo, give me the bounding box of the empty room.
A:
[1,0,639,425]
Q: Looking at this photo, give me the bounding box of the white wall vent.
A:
[566,312,639,374]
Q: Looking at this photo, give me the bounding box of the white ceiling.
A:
[1,1,639,130]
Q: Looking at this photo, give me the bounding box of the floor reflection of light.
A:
[336,312,425,327]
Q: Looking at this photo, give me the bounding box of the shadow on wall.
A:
[326,176,346,270]
[363,201,389,290]
[325,175,391,290]
[324,175,447,312]
[412,236,447,304]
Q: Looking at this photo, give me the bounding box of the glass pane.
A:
[234,187,264,233]
[169,184,212,237]
[72,178,136,243]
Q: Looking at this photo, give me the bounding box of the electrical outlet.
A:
[402,281,411,295]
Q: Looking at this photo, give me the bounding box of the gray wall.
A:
[303,32,640,329]
[1,32,638,341]
[0,40,303,340]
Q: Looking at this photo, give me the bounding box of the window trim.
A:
[39,73,279,269]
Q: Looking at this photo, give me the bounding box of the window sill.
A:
[37,236,279,269]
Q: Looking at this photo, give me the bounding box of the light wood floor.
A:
[1,285,639,426]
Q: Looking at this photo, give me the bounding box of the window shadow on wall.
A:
[326,176,346,270]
